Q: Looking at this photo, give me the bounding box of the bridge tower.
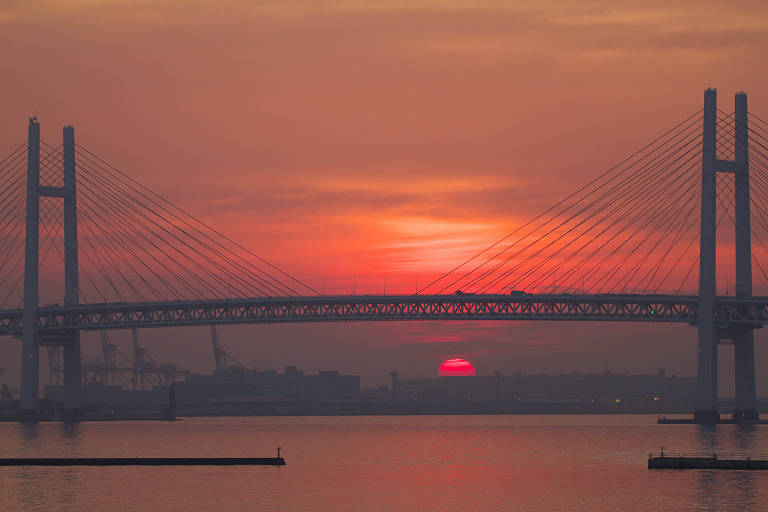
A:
[19,120,81,420]
[695,89,758,424]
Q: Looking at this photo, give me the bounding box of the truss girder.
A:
[0,294,766,335]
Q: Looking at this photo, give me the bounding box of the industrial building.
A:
[174,366,360,407]
[390,370,697,413]
[36,362,701,417]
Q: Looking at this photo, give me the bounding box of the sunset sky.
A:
[2,0,768,392]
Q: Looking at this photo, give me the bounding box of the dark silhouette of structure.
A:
[0,89,765,423]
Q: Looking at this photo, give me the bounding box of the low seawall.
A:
[649,454,768,470]
[0,457,286,466]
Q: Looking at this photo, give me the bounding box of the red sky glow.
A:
[1,0,768,393]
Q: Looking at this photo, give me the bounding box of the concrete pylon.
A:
[694,89,719,424]
[694,90,758,424]
[732,93,758,423]
[18,121,82,421]
[19,118,40,421]
[62,125,81,419]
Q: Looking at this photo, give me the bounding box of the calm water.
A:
[2,415,768,511]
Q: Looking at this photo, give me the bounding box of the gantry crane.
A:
[209,325,244,372]
[48,329,188,389]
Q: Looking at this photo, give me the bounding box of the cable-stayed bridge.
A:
[3,89,768,423]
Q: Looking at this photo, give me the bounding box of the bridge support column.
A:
[732,92,758,423]
[734,331,757,422]
[19,118,41,421]
[62,339,81,418]
[19,121,81,420]
[62,125,81,418]
[694,88,719,424]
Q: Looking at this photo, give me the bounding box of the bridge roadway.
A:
[0,294,767,336]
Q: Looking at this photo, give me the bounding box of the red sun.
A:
[438,358,476,377]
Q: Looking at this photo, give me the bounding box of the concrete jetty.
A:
[0,457,285,466]
[648,452,768,470]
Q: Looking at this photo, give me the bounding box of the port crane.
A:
[47,330,188,389]
[209,325,244,372]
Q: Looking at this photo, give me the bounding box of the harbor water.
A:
[2,414,768,511]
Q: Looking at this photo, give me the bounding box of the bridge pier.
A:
[733,331,758,422]
[61,125,81,418]
[694,89,719,424]
[694,89,758,424]
[19,118,40,420]
[62,339,81,418]
[18,121,81,421]
[732,92,758,423]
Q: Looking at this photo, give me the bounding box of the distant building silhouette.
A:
[33,367,731,418]
[174,366,360,412]
[391,370,696,413]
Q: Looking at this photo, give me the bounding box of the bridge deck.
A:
[0,293,765,335]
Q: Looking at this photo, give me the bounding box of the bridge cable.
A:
[518,143,702,294]
[477,126,704,294]
[636,119,752,294]
[72,168,217,301]
[74,149,285,297]
[438,115,703,294]
[416,110,703,294]
[570,160,699,294]
[77,170,272,301]
[77,189,202,301]
[76,162,275,299]
[560,115,748,295]
[76,178,211,301]
[75,145,318,295]
[448,116,704,293]
[75,158,283,298]
[590,167,701,294]
[459,131,702,293]
[516,154,701,294]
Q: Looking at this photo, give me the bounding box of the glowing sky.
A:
[2,0,768,392]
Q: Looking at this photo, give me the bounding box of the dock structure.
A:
[0,457,285,467]
[657,416,768,425]
[648,452,768,470]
